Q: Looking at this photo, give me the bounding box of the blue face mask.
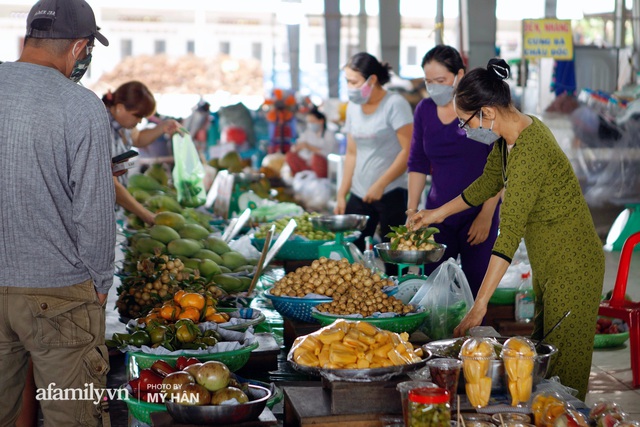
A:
[462,109,500,145]
[348,77,373,105]
[308,123,322,133]
[426,75,457,106]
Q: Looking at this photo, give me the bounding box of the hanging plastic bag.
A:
[409,258,475,340]
[172,132,206,207]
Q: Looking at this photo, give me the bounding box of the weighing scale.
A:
[309,214,369,263]
[376,242,447,304]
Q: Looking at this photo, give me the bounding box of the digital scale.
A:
[309,214,369,263]
[376,242,447,304]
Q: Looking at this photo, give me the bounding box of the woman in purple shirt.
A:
[406,45,501,297]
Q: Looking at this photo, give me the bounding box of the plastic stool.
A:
[599,231,640,388]
[605,203,640,251]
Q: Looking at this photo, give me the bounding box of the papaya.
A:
[179,224,210,240]
[203,236,231,255]
[133,237,166,254]
[221,251,247,270]
[198,259,222,278]
[167,238,202,257]
[194,249,223,265]
[128,174,165,192]
[149,225,180,244]
[146,195,183,214]
[212,274,244,293]
[154,212,187,230]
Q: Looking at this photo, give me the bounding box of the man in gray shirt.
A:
[0,0,115,425]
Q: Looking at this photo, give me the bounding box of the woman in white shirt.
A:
[286,107,338,178]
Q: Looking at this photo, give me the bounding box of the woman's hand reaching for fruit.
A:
[409,208,443,231]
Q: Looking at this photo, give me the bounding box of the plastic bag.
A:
[172,132,206,207]
[409,258,475,340]
[292,170,332,211]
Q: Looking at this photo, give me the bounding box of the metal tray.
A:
[375,242,446,265]
[288,350,432,383]
[309,214,369,233]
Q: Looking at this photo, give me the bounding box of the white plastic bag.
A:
[409,258,475,340]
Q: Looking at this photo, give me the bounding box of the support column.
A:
[614,0,626,48]
[461,0,497,69]
[435,0,444,45]
[378,0,400,72]
[324,0,341,98]
[287,24,300,92]
[544,0,557,18]
[358,0,367,52]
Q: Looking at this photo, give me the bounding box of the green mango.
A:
[221,251,248,270]
[203,236,231,255]
[212,274,244,293]
[131,189,152,204]
[233,265,255,274]
[183,258,201,270]
[128,174,165,192]
[144,163,169,186]
[198,259,221,278]
[194,249,223,265]
[146,195,183,214]
[238,276,252,291]
[154,212,187,230]
[167,238,202,257]
[149,225,180,244]
[128,232,151,247]
[179,223,210,240]
[219,266,232,274]
[133,237,166,255]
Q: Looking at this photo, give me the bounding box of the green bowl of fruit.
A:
[594,317,629,348]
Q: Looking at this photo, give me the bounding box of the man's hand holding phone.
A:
[112,150,139,175]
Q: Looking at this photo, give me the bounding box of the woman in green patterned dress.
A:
[410,59,604,400]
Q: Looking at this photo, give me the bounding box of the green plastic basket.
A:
[252,235,357,261]
[311,310,428,334]
[489,288,518,305]
[594,331,630,348]
[128,341,259,373]
[121,387,166,424]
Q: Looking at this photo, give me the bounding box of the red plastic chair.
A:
[599,231,640,388]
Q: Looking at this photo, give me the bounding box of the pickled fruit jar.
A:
[459,338,496,408]
[407,387,450,427]
[501,336,536,406]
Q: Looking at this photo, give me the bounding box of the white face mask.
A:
[426,75,457,106]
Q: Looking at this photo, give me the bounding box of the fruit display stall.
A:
[108,167,636,426]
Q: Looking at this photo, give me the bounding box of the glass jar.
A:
[408,387,450,427]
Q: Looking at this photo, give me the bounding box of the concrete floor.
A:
[585,249,640,422]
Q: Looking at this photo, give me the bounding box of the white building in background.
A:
[0,1,461,87]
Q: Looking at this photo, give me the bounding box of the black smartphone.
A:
[112,149,139,164]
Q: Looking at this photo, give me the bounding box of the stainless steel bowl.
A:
[423,337,558,392]
[165,384,271,424]
[375,242,446,265]
[309,214,369,233]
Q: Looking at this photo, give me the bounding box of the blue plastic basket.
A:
[263,289,332,323]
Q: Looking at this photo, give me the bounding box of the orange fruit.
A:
[173,290,186,305]
[160,304,181,321]
[179,293,205,311]
[178,307,201,322]
[206,312,230,323]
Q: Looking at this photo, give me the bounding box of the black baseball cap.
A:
[26,0,109,46]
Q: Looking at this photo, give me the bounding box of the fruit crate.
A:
[263,289,331,323]
[252,234,357,261]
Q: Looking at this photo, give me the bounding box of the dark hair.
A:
[455,58,511,112]
[345,52,392,85]
[421,45,465,74]
[308,106,326,136]
[102,81,156,118]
